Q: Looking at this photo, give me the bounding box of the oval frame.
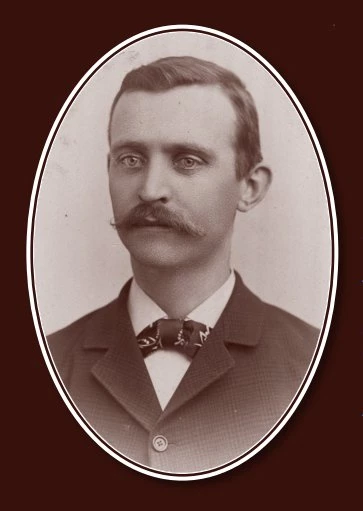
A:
[26,24,338,481]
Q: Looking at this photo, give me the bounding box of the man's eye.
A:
[174,156,203,171]
[117,155,144,168]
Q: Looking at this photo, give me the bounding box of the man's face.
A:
[108,84,245,270]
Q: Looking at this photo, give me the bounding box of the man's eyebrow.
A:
[164,143,215,160]
[110,140,216,160]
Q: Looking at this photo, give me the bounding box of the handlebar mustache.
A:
[111,203,206,238]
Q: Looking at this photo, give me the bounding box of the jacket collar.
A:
[83,279,133,350]
[83,272,264,350]
[220,271,265,347]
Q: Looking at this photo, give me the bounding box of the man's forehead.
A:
[109,84,237,148]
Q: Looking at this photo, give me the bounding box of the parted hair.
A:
[109,56,263,177]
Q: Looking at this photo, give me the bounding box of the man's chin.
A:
[130,249,186,269]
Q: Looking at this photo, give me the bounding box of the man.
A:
[48,56,318,474]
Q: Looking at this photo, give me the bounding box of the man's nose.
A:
[138,158,171,203]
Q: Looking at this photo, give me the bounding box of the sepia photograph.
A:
[27,26,337,479]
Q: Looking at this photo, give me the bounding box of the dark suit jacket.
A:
[48,273,319,473]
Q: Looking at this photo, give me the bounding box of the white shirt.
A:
[127,271,236,410]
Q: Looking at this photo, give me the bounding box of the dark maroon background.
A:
[10,9,361,508]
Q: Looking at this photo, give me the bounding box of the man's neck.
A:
[131,258,231,318]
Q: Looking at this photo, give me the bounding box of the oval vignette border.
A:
[26,24,338,481]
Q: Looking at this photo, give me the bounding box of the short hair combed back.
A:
[109,56,263,177]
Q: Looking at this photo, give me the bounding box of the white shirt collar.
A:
[128,271,236,336]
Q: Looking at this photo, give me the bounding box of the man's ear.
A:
[237,165,272,212]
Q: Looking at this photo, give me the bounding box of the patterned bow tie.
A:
[137,318,212,358]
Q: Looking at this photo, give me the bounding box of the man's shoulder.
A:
[258,300,320,365]
[47,298,120,367]
[263,301,319,339]
[232,273,320,347]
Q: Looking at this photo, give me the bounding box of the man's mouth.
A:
[129,214,173,228]
[142,214,171,227]
[132,219,173,228]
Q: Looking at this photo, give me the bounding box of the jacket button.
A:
[152,435,168,452]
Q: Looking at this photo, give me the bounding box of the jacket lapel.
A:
[162,273,265,419]
[83,281,162,431]
[162,322,235,418]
